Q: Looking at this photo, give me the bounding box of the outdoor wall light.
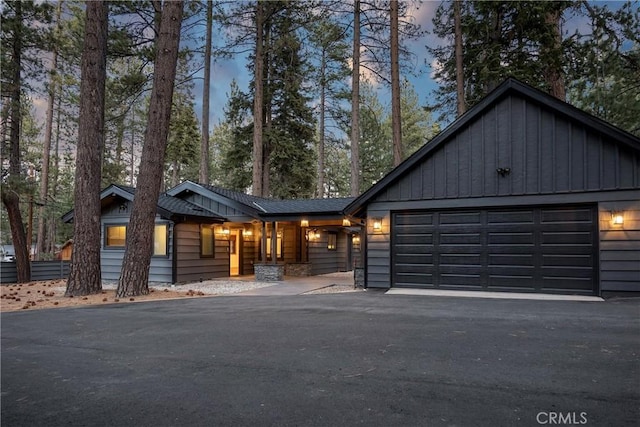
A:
[611,211,624,225]
[308,229,321,240]
[372,218,382,232]
[352,235,361,245]
[242,229,253,237]
[342,218,351,227]
[300,219,309,227]
[222,227,230,235]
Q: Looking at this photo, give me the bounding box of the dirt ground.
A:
[0,280,208,312]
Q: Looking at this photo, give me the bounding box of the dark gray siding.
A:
[309,230,349,275]
[175,223,229,282]
[365,208,391,289]
[377,94,640,203]
[101,202,173,283]
[599,200,640,292]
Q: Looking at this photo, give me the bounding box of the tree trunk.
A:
[317,47,326,198]
[2,0,30,282]
[545,7,565,101]
[454,0,466,116]
[390,0,402,166]
[350,0,361,197]
[117,1,183,297]
[199,0,213,184]
[36,0,62,261]
[252,2,265,197]
[65,1,108,296]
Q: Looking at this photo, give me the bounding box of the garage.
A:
[392,205,598,295]
[345,79,640,296]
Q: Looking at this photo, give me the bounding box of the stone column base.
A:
[255,264,284,282]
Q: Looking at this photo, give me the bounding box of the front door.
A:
[230,231,241,276]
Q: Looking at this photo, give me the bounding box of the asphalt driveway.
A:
[2,292,639,426]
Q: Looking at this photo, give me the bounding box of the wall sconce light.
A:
[342,218,351,227]
[242,229,253,237]
[216,226,230,237]
[372,218,382,232]
[307,229,321,240]
[611,211,624,225]
[352,235,361,245]
[300,219,309,227]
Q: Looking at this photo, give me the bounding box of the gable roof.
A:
[168,180,354,220]
[62,184,226,223]
[345,77,640,216]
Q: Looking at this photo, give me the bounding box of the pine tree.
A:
[117,1,184,297]
[65,1,108,296]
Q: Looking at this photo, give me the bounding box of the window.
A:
[327,232,337,251]
[105,225,127,247]
[153,224,168,256]
[106,224,169,256]
[201,225,215,257]
[266,232,283,260]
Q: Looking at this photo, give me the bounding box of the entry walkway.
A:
[236,271,354,296]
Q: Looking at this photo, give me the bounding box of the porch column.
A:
[271,221,277,265]
[261,221,267,263]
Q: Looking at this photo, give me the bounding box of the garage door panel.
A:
[394,213,434,226]
[541,208,594,223]
[439,275,483,287]
[395,234,434,245]
[439,212,482,225]
[441,253,482,265]
[541,278,594,293]
[541,231,594,245]
[488,276,536,289]
[488,210,534,224]
[487,266,536,277]
[392,205,597,295]
[440,233,482,245]
[395,254,433,264]
[394,273,434,286]
[543,254,593,267]
[488,232,534,244]
[489,254,534,265]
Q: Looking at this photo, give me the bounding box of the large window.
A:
[105,224,169,256]
[200,225,215,257]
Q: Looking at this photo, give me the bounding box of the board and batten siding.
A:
[100,203,174,283]
[599,200,640,292]
[181,193,253,221]
[377,94,639,203]
[175,223,229,283]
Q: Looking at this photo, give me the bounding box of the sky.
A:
[28,1,628,136]
[193,1,443,128]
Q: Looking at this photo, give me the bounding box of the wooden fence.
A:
[0,261,70,284]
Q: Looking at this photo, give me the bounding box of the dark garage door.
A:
[392,206,598,295]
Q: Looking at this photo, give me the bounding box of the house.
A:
[63,182,360,283]
[345,78,640,296]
